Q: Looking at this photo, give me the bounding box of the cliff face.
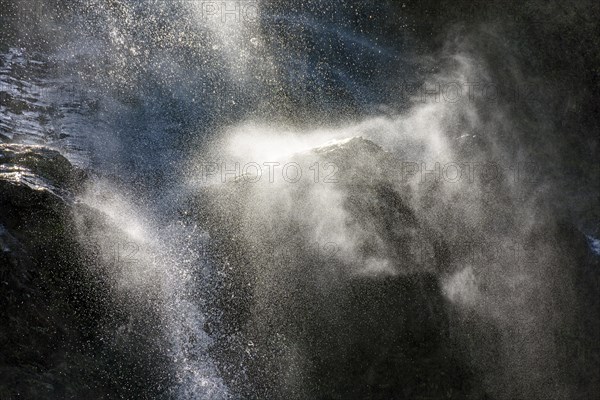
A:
[195,137,474,399]
[0,144,168,399]
[0,144,100,398]
[196,136,600,399]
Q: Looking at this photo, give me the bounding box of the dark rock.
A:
[0,144,168,399]
[194,137,474,399]
[190,134,600,399]
[0,144,85,209]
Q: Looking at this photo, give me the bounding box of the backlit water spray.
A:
[5,0,597,398]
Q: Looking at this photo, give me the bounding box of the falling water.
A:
[1,0,599,399]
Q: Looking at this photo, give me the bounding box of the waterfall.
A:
[1,0,599,399]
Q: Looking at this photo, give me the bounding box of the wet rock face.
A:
[0,144,83,268]
[196,136,600,399]
[0,144,98,398]
[196,138,471,398]
[0,144,84,202]
[0,144,166,399]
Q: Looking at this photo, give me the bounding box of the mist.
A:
[1,0,598,399]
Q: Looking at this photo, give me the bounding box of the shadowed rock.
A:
[0,144,169,399]
[194,137,477,399]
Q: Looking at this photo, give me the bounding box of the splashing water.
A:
[3,0,598,399]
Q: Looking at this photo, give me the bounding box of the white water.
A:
[3,1,598,399]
